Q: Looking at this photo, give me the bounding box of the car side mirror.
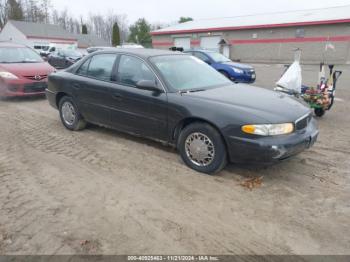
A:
[205,60,212,65]
[136,80,162,92]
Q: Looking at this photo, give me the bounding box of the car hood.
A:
[183,84,311,123]
[221,61,253,70]
[0,62,55,77]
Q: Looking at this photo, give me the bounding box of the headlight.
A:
[0,71,18,79]
[242,123,294,136]
[232,67,244,74]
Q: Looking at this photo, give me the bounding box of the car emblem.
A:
[34,75,42,81]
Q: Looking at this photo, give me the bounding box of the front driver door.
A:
[108,55,168,141]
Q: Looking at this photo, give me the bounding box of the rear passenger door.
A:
[108,55,168,141]
[73,53,118,125]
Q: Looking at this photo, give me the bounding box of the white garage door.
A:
[200,36,221,51]
[174,38,191,49]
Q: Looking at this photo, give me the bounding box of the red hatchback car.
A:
[0,42,55,97]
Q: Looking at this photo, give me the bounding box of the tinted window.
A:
[87,54,117,81]
[117,55,155,86]
[77,58,91,76]
[193,52,210,63]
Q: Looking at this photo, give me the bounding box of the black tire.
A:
[177,122,227,175]
[58,96,86,131]
[314,108,326,117]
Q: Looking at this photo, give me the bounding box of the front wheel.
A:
[315,108,326,117]
[59,96,86,131]
[178,123,227,175]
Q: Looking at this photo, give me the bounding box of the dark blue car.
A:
[184,50,256,83]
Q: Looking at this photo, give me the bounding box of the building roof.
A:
[9,20,77,41]
[152,5,350,35]
[75,34,110,48]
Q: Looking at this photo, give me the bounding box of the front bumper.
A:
[0,80,48,97]
[226,118,319,164]
[231,72,256,84]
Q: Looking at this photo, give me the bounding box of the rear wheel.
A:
[178,123,227,175]
[59,96,86,131]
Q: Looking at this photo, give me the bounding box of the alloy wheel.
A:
[185,132,215,167]
[61,101,76,126]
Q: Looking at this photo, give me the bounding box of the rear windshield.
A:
[207,52,231,63]
[0,47,44,63]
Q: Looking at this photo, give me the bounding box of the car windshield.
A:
[63,50,81,57]
[207,52,231,63]
[0,47,44,63]
[150,55,232,92]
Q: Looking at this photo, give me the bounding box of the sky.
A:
[51,0,350,24]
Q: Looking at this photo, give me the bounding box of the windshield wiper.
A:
[2,60,40,64]
[179,88,206,94]
[18,60,39,63]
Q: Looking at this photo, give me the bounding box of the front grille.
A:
[295,113,312,131]
[23,82,47,93]
[24,75,48,81]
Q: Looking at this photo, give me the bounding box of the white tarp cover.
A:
[276,61,302,93]
[277,49,303,93]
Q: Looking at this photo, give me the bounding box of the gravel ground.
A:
[0,64,349,255]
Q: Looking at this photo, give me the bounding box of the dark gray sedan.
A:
[48,49,82,69]
[46,49,319,174]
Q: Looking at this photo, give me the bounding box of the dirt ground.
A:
[0,64,349,255]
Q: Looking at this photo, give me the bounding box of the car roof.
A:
[95,48,185,59]
[0,41,27,48]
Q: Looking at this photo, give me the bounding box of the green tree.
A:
[179,17,193,23]
[112,22,120,46]
[128,18,152,48]
[6,0,24,21]
[82,24,88,34]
